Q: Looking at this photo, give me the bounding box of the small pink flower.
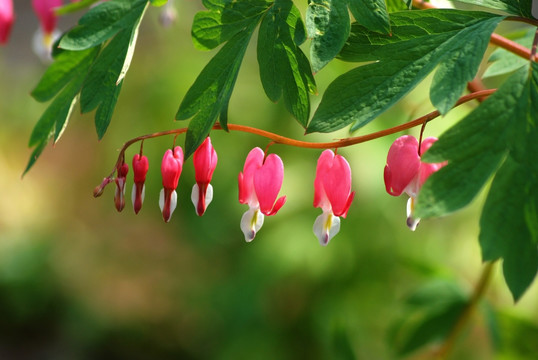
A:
[159,146,183,222]
[191,137,218,216]
[114,162,129,212]
[313,150,355,246]
[0,0,14,45]
[131,153,149,214]
[238,147,286,242]
[384,135,445,230]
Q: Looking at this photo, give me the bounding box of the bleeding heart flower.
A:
[0,0,14,45]
[191,137,218,216]
[31,0,62,61]
[159,146,183,222]
[114,161,129,212]
[313,150,355,246]
[131,153,149,214]
[384,135,446,230]
[238,147,286,242]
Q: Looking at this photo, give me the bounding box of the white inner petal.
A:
[406,197,420,231]
[313,211,341,246]
[205,184,213,207]
[191,184,199,212]
[240,207,264,242]
[159,189,165,213]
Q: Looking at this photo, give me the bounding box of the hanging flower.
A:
[159,146,183,222]
[238,147,286,242]
[31,0,62,62]
[191,137,218,216]
[131,153,149,214]
[384,135,445,230]
[0,0,14,45]
[114,161,129,212]
[313,150,355,246]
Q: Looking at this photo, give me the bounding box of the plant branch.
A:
[434,261,497,359]
[412,0,533,61]
[94,89,495,196]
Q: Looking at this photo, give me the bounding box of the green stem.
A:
[435,261,497,359]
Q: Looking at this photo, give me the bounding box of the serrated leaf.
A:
[59,0,148,51]
[79,23,143,138]
[307,10,502,133]
[177,29,255,158]
[483,30,534,78]
[415,66,529,218]
[452,0,533,18]
[258,0,316,126]
[31,47,99,102]
[192,0,272,50]
[415,63,538,301]
[348,0,390,34]
[306,0,350,73]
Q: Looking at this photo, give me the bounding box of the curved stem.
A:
[435,261,497,359]
[95,89,495,196]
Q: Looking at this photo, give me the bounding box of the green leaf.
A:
[416,63,538,301]
[31,47,99,103]
[177,29,255,158]
[348,0,390,34]
[55,0,101,15]
[478,63,538,301]
[307,10,502,133]
[79,12,145,139]
[150,0,168,6]
[451,0,533,18]
[306,0,350,73]
[191,0,272,50]
[385,0,407,12]
[258,0,316,126]
[59,0,148,51]
[415,66,529,218]
[483,30,535,78]
[389,280,467,356]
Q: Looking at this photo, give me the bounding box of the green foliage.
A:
[26,0,149,173]
[259,1,316,125]
[416,63,538,300]
[306,0,350,73]
[306,10,503,133]
[483,30,535,78]
[389,280,467,356]
[347,0,391,34]
[452,0,533,18]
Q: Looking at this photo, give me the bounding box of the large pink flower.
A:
[159,146,183,222]
[384,135,445,230]
[191,137,218,216]
[131,153,149,214]
[0,0,14,45]
[238,147,286,242]
[313,150,355,246]
[32,0,61,34]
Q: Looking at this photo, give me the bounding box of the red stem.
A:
[95,89,495,196]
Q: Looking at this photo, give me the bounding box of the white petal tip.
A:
[313,212,341,246]
[240,208,264,242]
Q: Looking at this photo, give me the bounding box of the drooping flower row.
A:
[105,134,445,244]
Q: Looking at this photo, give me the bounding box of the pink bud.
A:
[131,154,149,214]
[192,137,218,216]
[0,0,14,45]
[114,162,129,212]
[32,0,62,34]
[159,146,183,222]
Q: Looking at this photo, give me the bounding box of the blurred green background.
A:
[0,1,537,359]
